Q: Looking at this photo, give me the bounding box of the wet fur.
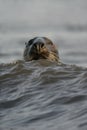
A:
[23,37,60,63]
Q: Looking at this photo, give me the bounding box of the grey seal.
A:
[23,37,61,63]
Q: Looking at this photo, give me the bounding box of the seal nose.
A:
[33,42,44,52]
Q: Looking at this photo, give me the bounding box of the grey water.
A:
[0,0,87,130]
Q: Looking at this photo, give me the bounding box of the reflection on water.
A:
[0,0,87,130]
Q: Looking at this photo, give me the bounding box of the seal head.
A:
[23,37,60,62]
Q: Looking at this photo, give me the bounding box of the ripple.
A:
[0,60,87,129]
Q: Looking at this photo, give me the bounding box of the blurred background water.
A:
[0,0,87,130]
[0,0,87,66]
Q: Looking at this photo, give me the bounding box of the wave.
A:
[0,60,87,129]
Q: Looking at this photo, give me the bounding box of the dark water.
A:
[0,61,87,130]
[0,0,87,130]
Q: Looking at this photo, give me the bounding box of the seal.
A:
[23,37,61,63]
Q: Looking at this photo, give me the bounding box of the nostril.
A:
[41,43,44,48]
[33,43,37,48]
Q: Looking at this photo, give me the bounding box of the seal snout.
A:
[33,42,44,54]
[23,37,60,62]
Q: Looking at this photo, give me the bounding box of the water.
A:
[0,0,87,130]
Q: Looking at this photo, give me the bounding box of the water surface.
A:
[0,0,87,130]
